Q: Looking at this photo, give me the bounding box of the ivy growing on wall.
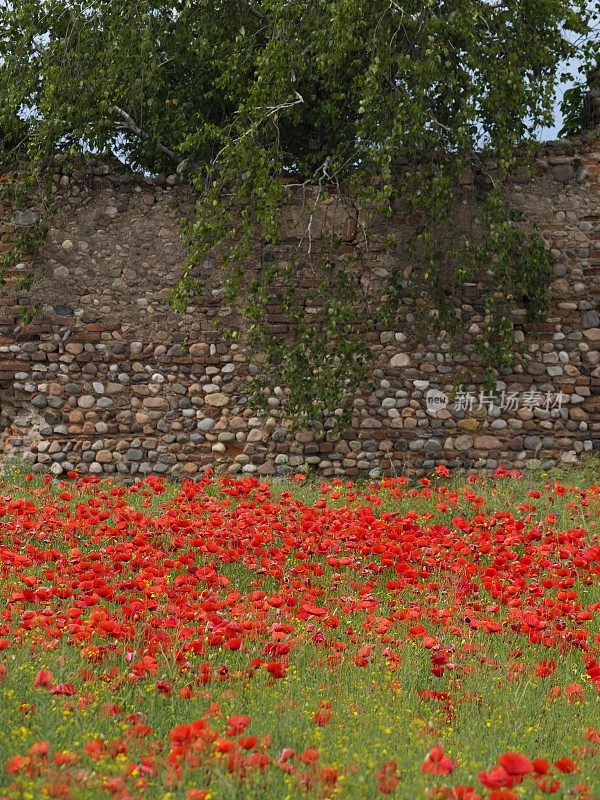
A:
[0,0,593,425]
[0,173,48,323]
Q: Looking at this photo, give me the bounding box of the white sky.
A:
[540,68,581,140]
[540,2,598,139]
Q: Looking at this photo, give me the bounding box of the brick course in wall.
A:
[0,138,599,479]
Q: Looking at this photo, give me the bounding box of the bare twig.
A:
[298,156,333,256]
[211,91,305,170]
[112,105,178,163]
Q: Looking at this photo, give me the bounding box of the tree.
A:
[559,3,600,137]
[0,0,592,425]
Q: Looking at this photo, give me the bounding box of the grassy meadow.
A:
[0,463,598,799]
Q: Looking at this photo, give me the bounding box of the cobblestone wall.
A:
[0,137,599,478]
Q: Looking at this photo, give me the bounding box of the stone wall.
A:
[0,138,599,479]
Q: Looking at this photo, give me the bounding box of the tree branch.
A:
[112,105,178,163]
[211,91,304,169]
[245,1,264,21]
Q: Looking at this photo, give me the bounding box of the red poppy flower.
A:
[5,755,29,774]
[555,757,577,773]
[376,760,399,794]
[50,683,76,696]
[585,728,600,743]
[226,715,252,736]
[300,748,319,764]
[83,739,106,760]
[28,741,49,758]
[265,661,286,679]
[478,766,515,789]
[238,736,257,750]
[497,752,534,778]
[170,724,191,744]
[534,659,557,678]
[533,758,549,775]
[537,778,561,794]
[488,791,518,800]
[33,669,54,688]
[53,752,77,766]
[278,748,295,764]
[422,746,455,775]
[565,683,585,703]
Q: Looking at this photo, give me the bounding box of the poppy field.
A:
[0,465,598,800]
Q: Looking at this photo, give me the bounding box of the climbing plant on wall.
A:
[0,0,592,425]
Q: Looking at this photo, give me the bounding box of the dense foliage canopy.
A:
[0,0,594,423]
